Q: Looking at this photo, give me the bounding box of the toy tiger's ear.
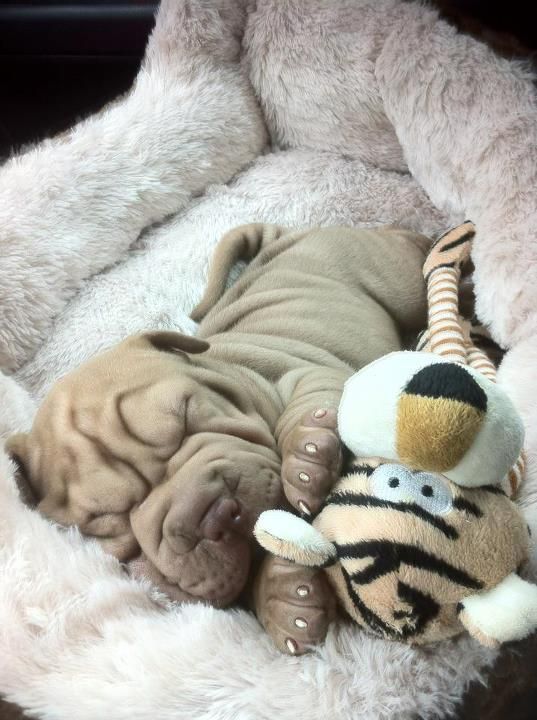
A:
[126,331,210,355]
[254,510,337,567]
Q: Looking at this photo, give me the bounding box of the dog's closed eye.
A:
[82,509,134,538]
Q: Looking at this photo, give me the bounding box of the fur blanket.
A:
[1,1,536,718]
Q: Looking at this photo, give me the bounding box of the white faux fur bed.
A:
[1,1,536,718]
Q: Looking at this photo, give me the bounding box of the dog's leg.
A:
[275,367,351,516]
[252,554,337,655]
[0,0,266,372]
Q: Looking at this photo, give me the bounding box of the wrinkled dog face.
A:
[7,332,282,606]
[127,433,282,605]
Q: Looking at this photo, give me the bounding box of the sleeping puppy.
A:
[7,223,429,653]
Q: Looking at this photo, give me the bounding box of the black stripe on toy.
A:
[394,581,440,635]
[404,363,487,411]
[341,569,440,641]
[438,230,475,254]
[424,261,455,283]
[479,484,507,496]
[452,497,483,517]
[336,539,483,590]
[341,567,396,638]
[429,221,475,250]
[323,492,459,540]
[347,463,375,477]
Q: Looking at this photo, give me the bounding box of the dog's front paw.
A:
[253,555,337,655]
[281,408,343,516]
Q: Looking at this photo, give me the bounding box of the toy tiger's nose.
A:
[397,362,486,473]
[337,351,524,489]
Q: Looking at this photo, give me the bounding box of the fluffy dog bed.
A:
[1,1,536,718]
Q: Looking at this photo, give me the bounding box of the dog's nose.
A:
[200,497,243,541]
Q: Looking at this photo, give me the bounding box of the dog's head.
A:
[7,331,282,606]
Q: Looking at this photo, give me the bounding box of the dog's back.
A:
[6,223,433,611]
[194,224,430,376]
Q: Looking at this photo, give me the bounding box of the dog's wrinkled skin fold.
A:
[8,225,428,616]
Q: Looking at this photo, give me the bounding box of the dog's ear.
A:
[129,331,210,355]
[4,432,38,506]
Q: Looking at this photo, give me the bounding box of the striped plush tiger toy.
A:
[255,223,537,648]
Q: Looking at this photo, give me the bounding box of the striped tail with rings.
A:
[421,221,525,497]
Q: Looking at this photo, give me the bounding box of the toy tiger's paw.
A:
[459,574,537,648]
[281,408,343,516]
[253,554,337,655]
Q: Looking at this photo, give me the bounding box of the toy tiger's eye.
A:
[370,463,453,515]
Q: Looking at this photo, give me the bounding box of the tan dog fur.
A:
[7,224,429,625]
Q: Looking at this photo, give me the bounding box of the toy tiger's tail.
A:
[420,221,525,496]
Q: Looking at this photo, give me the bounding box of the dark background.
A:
[0,1,536,158]
[0,2,536,719]
[0,1,158,158]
